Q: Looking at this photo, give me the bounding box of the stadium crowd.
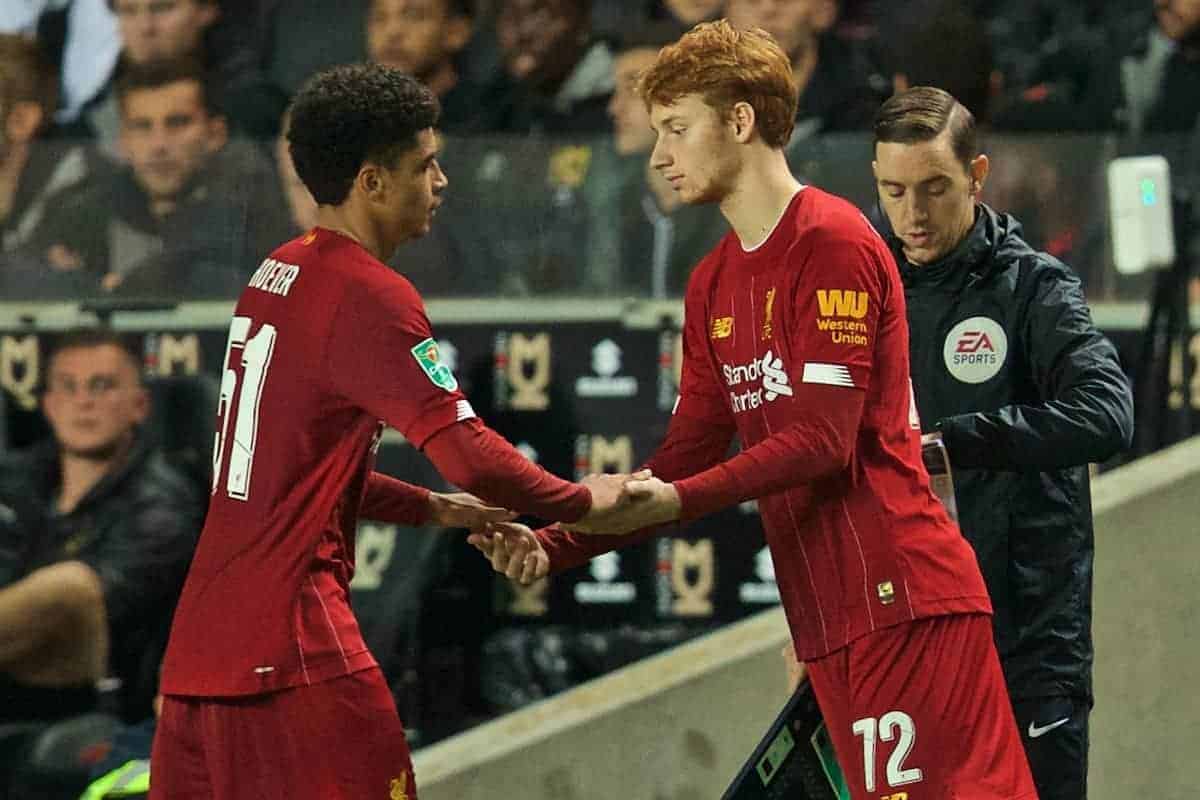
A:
[0,0,1197,301]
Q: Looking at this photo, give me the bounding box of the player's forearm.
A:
[673,398,863,520]
[535,519,672,573]
[360,473,433,527]
[938,394,1132,470]
[642,410,736,482]
[424,422,591,523]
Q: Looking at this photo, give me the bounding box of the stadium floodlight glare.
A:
[1107,155,1176,275]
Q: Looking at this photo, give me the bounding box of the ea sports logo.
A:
[943,316,1007,384]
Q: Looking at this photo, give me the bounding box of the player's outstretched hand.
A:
[427,492,517,529]
[566,473,681,535]
[467,522,548,585]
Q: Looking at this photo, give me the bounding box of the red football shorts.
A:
[806,613,1038,800]
[150,667,417,800]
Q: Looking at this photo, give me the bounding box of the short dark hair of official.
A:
[873,86,978,170]
[286,63,441,206]
[115,56,219,117]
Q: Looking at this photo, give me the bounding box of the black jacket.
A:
[0,433,202,719]
[893,205,1133,701]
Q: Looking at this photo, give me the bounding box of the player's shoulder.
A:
[283,229,424,309]
[683,233,736,297]
[793,187,886,251]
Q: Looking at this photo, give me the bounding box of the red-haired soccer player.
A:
[473,21,1038,800]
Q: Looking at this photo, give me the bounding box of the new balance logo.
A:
[723,350,793,413]
[711,317,734,339]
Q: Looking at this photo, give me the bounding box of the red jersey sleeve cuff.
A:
[673,464,742,521]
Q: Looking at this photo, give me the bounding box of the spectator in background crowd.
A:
[1080,0,1200,134]
[726,0,885,138]
[28,59,285,299]
[70,0,283,151]
[606,27,725,296]
[885,0,999,124]
[367,0,507,134]
[0,328,201,731]
[651,0,725,25]
[441,0,622,294]
[0,34,100,258]
[990,0,1200,134]
[592,0,723,40]
[495,0,614,134]
[265,0,369,101]
[873,86,1134,800]
[0,0,121,125]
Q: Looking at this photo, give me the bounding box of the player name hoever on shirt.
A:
[248,257,302,297]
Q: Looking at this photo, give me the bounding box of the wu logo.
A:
[816,290,869,319]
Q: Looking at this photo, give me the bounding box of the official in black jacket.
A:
[872,87,1134,800]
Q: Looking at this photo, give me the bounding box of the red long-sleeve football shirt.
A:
[538,189,990,660]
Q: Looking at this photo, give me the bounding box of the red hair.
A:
[638,19,798,149]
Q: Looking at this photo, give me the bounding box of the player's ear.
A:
[358,164,384,199]
[968,154,990,196]
[729,101,756,143]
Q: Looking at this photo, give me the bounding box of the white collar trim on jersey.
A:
[740,186,806,253]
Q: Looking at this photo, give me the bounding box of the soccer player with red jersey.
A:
[149,64,629,800]
[472,21,1039,799]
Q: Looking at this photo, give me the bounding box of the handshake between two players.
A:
[464,469,672,586]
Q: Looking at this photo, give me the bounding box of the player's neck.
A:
[314,206,395,262]
[721,151,803,250]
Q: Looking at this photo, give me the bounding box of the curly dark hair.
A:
[286,64,440,205]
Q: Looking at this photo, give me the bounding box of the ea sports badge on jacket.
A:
[943,316,1007,384]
